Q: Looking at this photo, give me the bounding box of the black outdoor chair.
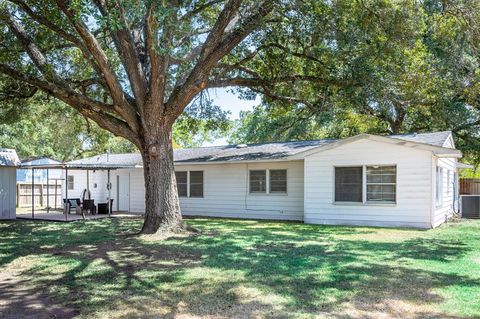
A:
[82,199,97,215]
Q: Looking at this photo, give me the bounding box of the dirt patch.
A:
[0,257,78,319]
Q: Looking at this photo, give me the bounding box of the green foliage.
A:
[0,92,136,161]
[231,0,480,167]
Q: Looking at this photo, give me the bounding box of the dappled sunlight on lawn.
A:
[0,218,479,318]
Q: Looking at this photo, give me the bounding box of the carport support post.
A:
[46,169,50,214]
[107,169,111,217]
[31,168,34,219]
[65,167,68,221]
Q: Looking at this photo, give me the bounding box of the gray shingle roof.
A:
[66,131,453,167]
[0,149,20,167]
[389,131,452,147]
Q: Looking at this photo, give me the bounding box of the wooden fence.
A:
[460,178,480,195]
[16,182,62,208]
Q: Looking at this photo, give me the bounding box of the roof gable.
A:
[296,132,461,159]
[0,149,20,167]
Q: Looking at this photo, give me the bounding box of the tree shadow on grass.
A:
[0,218,478,318]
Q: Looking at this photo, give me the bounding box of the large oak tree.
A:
[0,0,336,233]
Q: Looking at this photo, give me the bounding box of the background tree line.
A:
[1,0,479,166]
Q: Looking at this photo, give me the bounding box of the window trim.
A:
[248,169,289,195]
[175,170,204,198]
[189,171,204,198]
[333,166,363,203]
[67,175,74,190]
[175,171,188,198]
[333,164,397,206]
[365,165,397,204]
[269,169,288,194]
[249,169,267,194]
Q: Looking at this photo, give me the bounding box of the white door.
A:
[117,175,130,212]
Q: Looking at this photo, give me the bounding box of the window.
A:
[67,175,74,190]
[366,166,396,203]
[436,167,443,206]
[175,171,188,197]
[250,170,266,193]
[335,167,362,202]
[189,171,204,198]
[270,170,287,193]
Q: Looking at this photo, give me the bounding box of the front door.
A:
[116,174,130,212]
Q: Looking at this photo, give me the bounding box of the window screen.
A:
[366,166,396,202]
[189,171,204,198]
[250,170,266,193]
[270,170,287,193]
[175,171,188,197]
[335,167,362,202]
[67,175,74,190]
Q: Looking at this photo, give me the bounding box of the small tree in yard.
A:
[0,0,346,233]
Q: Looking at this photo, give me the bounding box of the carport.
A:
[16,162,135,222]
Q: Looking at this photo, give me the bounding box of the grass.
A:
[0,218,480,318]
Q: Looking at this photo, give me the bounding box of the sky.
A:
[202,88,261,146]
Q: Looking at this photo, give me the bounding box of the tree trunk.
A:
[140,126,184,234]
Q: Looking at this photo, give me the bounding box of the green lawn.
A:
[1,218,479,319]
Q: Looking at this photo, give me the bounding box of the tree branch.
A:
[55,0,140,133]
[93,0,147,108]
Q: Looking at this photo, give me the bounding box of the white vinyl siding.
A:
[432,156,457,227]
[120,161,304,220]
[304,138,433,228]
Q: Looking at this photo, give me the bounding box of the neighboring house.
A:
[17,158,62,183]
[0,149,19,220]
[63,131,463,228]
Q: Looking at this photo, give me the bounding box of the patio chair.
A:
[63,198,81,214]
[82,199,97,215]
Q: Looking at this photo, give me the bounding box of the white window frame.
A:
[333,164,397,205]
[175,170,204,198]
[365,165,397,203]
[189,171,204,198]
[269,169,288,194]
[175,171,188,198]
[67,175,74,190]
[249,169,288,195]
[436,166,444,207]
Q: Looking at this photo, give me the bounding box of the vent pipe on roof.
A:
[106,150,110,162]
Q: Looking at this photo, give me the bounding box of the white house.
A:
[63,131,462,228]
[0,149,20,220]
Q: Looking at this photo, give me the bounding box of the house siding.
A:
[66,161,305,220]
[432,135,457,227]
[303,139,433,228]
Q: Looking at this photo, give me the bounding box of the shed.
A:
[0,148,20,219]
